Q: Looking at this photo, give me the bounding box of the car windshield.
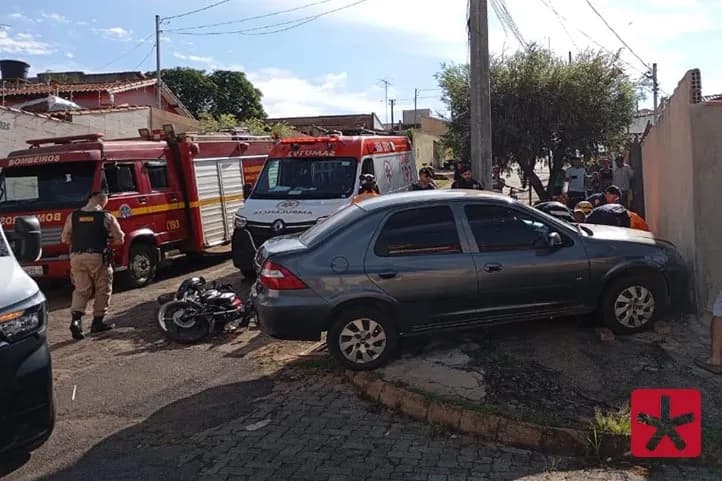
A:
[252,157,357,200]
[0,162,95,213]
[299,204,365,246]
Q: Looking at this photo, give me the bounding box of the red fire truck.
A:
[0,127,275,287]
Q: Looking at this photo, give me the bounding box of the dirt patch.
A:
[395,317,722,433]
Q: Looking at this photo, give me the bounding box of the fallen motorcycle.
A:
[156,276,255,344]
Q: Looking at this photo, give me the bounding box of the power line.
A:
[162,0,234,21]
[134,42,156,70]
[99,33,154,69]
[165,0,334,32]
[490,0,527,48]
[538,0,577,50]
[173,0,369,36]
[584,0,651,71]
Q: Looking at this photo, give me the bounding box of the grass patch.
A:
[592,406,631,435]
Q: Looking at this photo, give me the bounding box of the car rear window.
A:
[298,204,365,246]
[374,206,461,257]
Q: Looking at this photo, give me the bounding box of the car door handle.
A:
[138,196,147,204]
[483,263,502,273]
[378,272,397,279]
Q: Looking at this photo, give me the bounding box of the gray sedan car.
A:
[251,190,687,370]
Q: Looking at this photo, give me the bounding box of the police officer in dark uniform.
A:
[61,192,125,340]
[451,165,482,190]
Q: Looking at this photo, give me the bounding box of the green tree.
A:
[156,68,266,121]
[159,67,216,118]
[209,70,266,121]
[436,47,636,199]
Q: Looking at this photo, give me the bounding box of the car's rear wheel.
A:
[601,275,665,334]
[328,306,398,370]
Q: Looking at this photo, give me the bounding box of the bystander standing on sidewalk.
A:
[613,155,634,208]
[695,291,722,374]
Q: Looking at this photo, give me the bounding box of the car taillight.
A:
[260,261,307,290]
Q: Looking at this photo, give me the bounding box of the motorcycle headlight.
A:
[0,294,45,342]
[234,213,248,229]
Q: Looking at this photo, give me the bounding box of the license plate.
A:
[23,266,44,277]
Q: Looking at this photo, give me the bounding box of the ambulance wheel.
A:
[125,242,158,288]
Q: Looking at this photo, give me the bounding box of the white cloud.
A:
[41,12,69,23]
[0,30,53,55]
[8,12,33,22]
[173,51,214,64]
[93,27,133,42]
[66,52,74,59]
[248,68,386,117]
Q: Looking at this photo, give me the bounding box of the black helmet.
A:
[359,173,376,190]
[176,276,206,300]
[535,201,574,223]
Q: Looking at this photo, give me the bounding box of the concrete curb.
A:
[345,370,629,457]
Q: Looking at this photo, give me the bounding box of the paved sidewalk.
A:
[38,369,718,481]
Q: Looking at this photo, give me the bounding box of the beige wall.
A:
[413,131,437,169]
[0,107,94,157]
[70,108,151,139]
[642,69,722,314]
[419,116,448,137]
[151,108,200,133]
[690,101,722,311]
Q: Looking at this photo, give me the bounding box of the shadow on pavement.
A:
[40,255,231,313]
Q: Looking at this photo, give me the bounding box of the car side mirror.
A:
[547,232,563,248]
[12,216,42,262]
[243,183,252,200]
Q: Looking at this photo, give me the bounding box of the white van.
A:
[231,135,417,277]
[0,216,54,455]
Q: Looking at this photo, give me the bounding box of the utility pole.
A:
[469,0,492,188]
[652,63,659,119]
[155,14,162,109]
[389,99,395,126]
[413,88,418,127]
[378,79,391,123]
[568,51,572,65]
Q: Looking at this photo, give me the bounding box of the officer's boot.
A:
[90,316,115,333]
[69,311,84,340]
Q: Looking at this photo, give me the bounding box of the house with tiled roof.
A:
[0,60,200,155]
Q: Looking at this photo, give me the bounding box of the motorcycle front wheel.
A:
[157,300,211,344]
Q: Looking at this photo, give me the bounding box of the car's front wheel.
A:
[328,306,398,370]
[601,275,665,334]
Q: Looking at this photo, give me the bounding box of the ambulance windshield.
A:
[0,162,95,212]
[252,157,357,199]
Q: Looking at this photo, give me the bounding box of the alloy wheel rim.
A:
[338,318,387,364]
[614,285,654,328]
[132,253,151,280]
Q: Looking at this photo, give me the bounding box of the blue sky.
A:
[2,0,722,120]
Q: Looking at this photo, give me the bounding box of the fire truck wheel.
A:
[125,242,158,288]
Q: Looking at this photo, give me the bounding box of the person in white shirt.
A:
[565,156,588,208]
[612,155,634,208]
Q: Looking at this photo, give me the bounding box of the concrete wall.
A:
[690,101,722,312]
[413,131,437,169]
[643,71,697,271]
[642,69,722,314]
[70,108,151,139]
[0,106,93,157]
[151,108,200,133]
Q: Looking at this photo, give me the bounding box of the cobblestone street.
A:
[0,258,718,481]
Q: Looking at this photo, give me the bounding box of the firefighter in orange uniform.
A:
[61,192,125,340]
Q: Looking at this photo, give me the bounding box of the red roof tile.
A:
[0,78,157,96]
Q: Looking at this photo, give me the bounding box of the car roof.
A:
[355,189,516,211]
